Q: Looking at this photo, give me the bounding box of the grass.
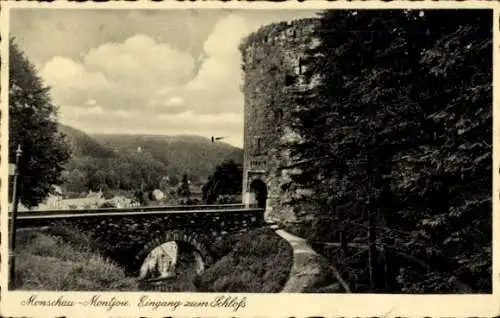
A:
[196,228,293,293]
[14,226,138,291]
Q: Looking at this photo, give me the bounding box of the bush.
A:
[40,223,95,252]
[217,195,240,204]
[14,229,138,291]
[197,228,293,292]
[99,201,116,209]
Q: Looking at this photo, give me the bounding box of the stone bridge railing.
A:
[12,205,265,275]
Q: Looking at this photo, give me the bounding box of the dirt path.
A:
[275,228,347,293]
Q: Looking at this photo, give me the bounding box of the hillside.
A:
[92,133,243,180]
[57,125,243,190]
[58,124,116,159]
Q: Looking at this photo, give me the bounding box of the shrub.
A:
[14,228,138,291]
[99,201,116,209]
[36,222,96,253]
[197,228,293,292]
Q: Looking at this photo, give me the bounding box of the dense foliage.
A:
[197,228,293,292]
[202,160,243,204]
[59,126,243,199]
[177,173,192,199]
[93,134,243,183]
[288,10,492,293]
[63,149,169,196]
[9,39,72,208]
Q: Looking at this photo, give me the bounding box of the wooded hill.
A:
[58,124,115,159]
[92,133,243,179]
[58,124,243,195]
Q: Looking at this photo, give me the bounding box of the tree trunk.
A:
[378,149,395,292]
[367,150,386,292]
[368,209,378,291]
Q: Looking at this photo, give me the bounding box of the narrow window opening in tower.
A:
[254,136,262,154]
[275,109,283,122]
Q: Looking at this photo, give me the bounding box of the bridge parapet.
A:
[11,203,246,218]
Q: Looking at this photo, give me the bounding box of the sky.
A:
[10,9,320,148]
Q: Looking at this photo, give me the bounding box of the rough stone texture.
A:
[240,18,321,224]
[16,209,264,275]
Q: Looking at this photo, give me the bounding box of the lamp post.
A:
[9,145,22,290]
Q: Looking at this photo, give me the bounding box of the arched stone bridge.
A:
[14,204,265,275]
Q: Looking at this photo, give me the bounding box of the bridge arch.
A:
[134,229,213,277]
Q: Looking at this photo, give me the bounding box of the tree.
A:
[133,189,149,206]
[9,39,71,208]
[168,175,179,187]
[63,169,87,195]
[395,10,492,293]
[177,173,191,199]
[202,160,243,204]
[290,9,491,292]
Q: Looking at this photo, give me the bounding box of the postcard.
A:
[1,1,498,317]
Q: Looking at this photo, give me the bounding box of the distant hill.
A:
[58,125,244,192]
[92,133,244,181]
[58,124,116,159]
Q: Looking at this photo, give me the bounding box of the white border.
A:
[1,1,499,317]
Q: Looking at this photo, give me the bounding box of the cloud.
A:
[41,34,195,114]
[183,14,251,115]
[198,15,249,86]
[10,9,222,69]
[165,97,184,107]
[59,105,105,122]
[84,34,194,85]
[85,99,97,106]
[41,56,111,106]
[37,14,264,147]
[204,15,250,58]
[24,11,321,147]
[40,15,252,121]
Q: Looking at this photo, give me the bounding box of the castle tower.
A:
[239,18,320,223]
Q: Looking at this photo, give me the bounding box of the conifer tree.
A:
[290,9,492,292]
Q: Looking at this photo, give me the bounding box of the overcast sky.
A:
[10,9,320,148]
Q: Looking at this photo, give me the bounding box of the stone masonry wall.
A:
[240,18,321,224]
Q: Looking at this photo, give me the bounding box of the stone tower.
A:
[240,18,321,223]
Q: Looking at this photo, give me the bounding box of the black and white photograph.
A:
[2,2,497,317]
